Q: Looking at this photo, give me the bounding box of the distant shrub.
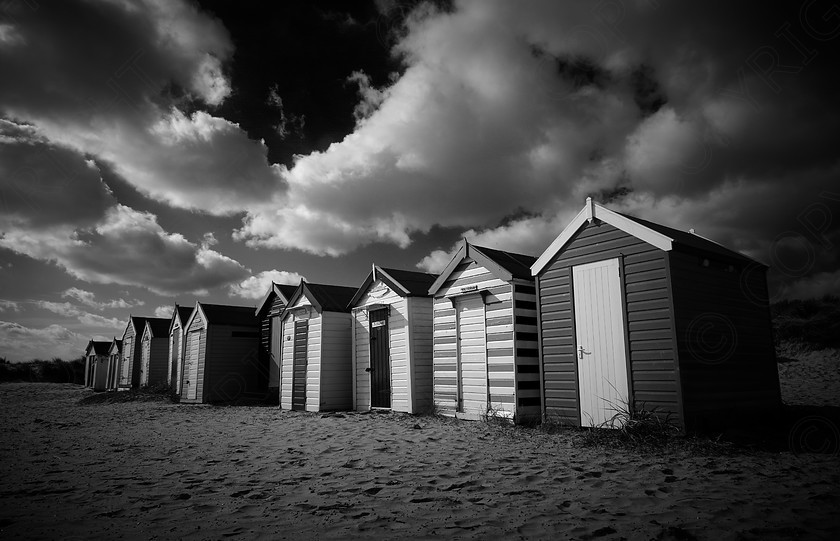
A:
[772,296,840,350]
[0,357,85,384]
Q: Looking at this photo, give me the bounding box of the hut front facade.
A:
[430,240,541,423]
[531,198,780,431]
[349,266,437,413]
[105,338,122,391]
[84,340,111,391]
[256,283,297,400]
[139,318,170,387]
[278,282,356,412]
[167,305,194,395]
[180,302,261,404]
[118,316,147,390]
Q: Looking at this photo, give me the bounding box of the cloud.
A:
[0,321,88,362]
[0,300,20,313]
[154,305,174,319]
[1,200,251,296]
[0,0,286,215]
[228,270,305,300]
[62,287,141,310]
[35,301,124,331]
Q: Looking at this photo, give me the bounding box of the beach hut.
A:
[84,340,111,391]
[348,266,437,413]
[118,316,147,390]
[278,282,357,412]
[167,304,194,395]
[531,198,780,431]
[139,317,170,387]
[255,282,298,400]
[105,338,122,391]
[429,240,541,423]
[180,302,262,404]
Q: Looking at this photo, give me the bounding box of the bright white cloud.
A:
[0,300,20,313]
[228,270,305,300]
[154,305,174,318]
[35,301,123,331]
[0,321,88,362]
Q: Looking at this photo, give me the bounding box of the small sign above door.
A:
[371,320,386,328]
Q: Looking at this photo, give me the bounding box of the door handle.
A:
[365,367,373,373]
[578,345,590,359]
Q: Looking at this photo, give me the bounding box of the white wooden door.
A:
[183,330,201,400]
[456,295,487,419]
[572,258,629,427]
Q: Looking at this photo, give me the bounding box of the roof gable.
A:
[108,339,122,355]
[531,198,760,275]
[284,281,357,316]
[428,240,536,295]
[348,265,437,308]
[256,282,299,317]
[86,340,111,356]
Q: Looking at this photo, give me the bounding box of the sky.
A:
[1,0,839,361]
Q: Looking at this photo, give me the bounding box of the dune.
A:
[0,379,838,540]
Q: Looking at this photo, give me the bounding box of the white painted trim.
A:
[531,201,674,275]
[351,308,357,411]
[405,297,415,413]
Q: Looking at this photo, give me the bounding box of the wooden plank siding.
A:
[408,296,434,413]
[538,221,682,426]
[261,296,287,394]
[119,327,138,390]
[180,309,206,404]
[203,324,261,403]
[318,312,353,411]
[279,314,295,410]
[668,251,780,428]
[433,260,538,423]
[169,324,183,394]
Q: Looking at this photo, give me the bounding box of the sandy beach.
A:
[1,352,839,540]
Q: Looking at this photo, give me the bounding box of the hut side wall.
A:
[318,311,352,411]
[407,296,434,413]
[668,251,781,429]
[204,324,261,403]
[304,312,322,411]
[353,308,371,411]
[147,337,169,386]
[140,333,151,386]
[538,221,681,426]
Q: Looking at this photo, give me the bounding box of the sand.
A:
[1,365,839,540]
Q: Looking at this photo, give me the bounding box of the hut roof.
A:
[199,303,259,326]
[256,282,299,317]
[145,317,171,337]
[531,198,763,275]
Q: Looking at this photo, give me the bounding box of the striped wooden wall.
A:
[140,333,151,386]
[538,221,680,425]
[433,259,538,422]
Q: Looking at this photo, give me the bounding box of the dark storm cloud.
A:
[0,0,285,214]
